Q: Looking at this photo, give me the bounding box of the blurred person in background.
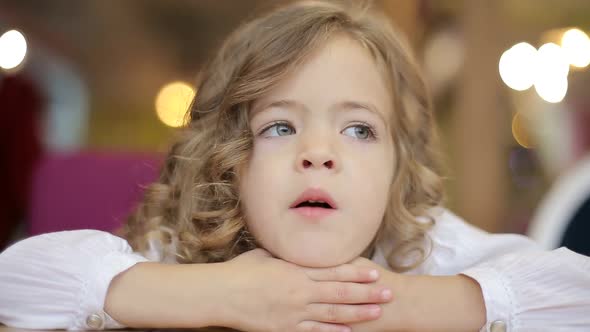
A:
[528,72,590,256]
[0,72,44,250]
[0,43,88,251]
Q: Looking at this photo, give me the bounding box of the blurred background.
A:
[1,0,589,255]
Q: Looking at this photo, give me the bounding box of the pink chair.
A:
[28,151,162,235]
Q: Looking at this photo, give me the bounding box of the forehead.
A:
[252,35,393,119]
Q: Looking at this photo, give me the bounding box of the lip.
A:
[289,188,338,220]
[290,188,338,209]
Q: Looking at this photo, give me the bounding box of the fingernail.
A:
[369,305,381,317]
[369,269,379,280]
[381,289,392,300]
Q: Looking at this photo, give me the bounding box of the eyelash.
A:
[258,121,294,136]
[345,121,378,141]
[257,121,378,141]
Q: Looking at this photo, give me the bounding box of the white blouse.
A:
[0,208,588,331]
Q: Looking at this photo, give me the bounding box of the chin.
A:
[273,245,360,268]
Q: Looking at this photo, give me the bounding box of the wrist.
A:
[382,273,486,332]
[456,274,487,329]
[196,261,243,329]
[379,271,412,331]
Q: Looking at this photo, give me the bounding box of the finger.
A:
[296,320,351,332]
[313,281,393,304]
[306,303,382,324]
[304,264,379,283]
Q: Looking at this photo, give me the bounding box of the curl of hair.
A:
[124,0,444,272]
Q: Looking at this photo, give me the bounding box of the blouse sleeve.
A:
[414,208,590,332]
[0,230,150,330]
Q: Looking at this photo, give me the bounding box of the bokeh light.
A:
[534,74,568,103]
[561,28,590,68]
[499,42,538,91]
[533,43,569,103]
[155,81,195,128]
[512,112,535,149]
[536,43,570,78]
[0,30,28,70]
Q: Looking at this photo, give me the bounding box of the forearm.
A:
[104,262,232,328]
[380,273,486,332]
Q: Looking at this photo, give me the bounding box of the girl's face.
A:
[239,35,395,267]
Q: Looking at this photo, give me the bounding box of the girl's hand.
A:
[221,249,393,332]
[346,257,399,332]
[347,257,486,332]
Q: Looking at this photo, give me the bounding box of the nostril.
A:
[301,159,334,169]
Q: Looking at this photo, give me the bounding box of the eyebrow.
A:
[252,99,388,124]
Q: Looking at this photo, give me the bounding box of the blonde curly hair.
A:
[123,0,443,272]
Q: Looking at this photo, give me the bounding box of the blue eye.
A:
[260,122,296,137]
[342,124,376,140]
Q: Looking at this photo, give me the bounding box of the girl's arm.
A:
[349,208,590,332]
[397,208,590,331]
[347,259,486,332]
[0,230,229,330]
[0,230,149,330]
[1,231,392,331]
[388,273,486,332]
[0,230,228,330]
[105,248,393,331]
[104,261,235,328]
[459,247,590,331]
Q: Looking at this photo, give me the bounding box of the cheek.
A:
[242,140,292,187]
[238,166,270,240]
[238,142,291,225]
[349,141,394,182]
[346,143,394,214]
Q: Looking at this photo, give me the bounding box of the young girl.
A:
[1,1,589,331]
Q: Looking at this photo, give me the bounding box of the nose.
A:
[295,138,340,173]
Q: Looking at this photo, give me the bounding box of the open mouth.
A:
[294,200,334,209]
[290,188,338,219]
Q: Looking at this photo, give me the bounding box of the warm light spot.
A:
[0,30,27,70]
[534,75,568,103]
[512,112,535,149]
[499,42,537,91]
[533,43,569,103]
[536,43,570,78]
[155,81,195,128]
[561,28,590,68]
